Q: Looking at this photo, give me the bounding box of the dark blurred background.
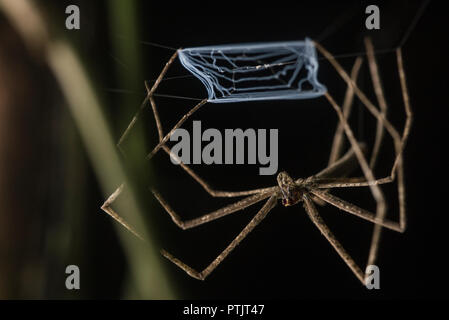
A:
[0,0,447,299]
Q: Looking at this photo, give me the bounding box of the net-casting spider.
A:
[101,37,412,285]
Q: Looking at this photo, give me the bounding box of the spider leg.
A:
[309,144,367,207]
[115,49,208,160]
[303,194,365,285]
[393,48,413,176]
[308,39,413,270]
[161,195,277,280]
[314,40,411,182]
[144,80,264,197]
[323,92,387,232]
[324,90,392,274]
[363,43,412,267]
[328,56,363,166]
[152,189,275,230]
[149,95,163,141]
[319,52,411,270]
[314,144,367,180]
[355,40,411,267]
[117,50,179,150]
[365,37,387,170]
[313,176,393,188]
[101,184,144,240]
[146,98,208,160]
[313,56,362,206]
[144,72,273,198]
[100,185,274,241]
[393,46,410,234]
[160,144,278,198]
[309,189,402,232]
[316,41,389,226]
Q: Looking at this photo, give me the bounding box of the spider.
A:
[101,36,412,285]
[154,146,399,283]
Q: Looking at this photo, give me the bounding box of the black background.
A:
[40,0,449,299]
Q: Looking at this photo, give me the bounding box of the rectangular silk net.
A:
[178,38,326,103]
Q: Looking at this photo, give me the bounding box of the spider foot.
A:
[161,249,205,280]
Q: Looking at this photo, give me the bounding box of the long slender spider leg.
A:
[310,145,367,207]
[314,40,401,142]
[148,88,270,197]
[101,185,274,241]
[147,86,268,198]
[314,143,367,180]
[303,194,365,285]
[358,41,411,268]
[148,50,181,97]
[362,38,398,270]
[316,41,412,271]
[365,37,387,170]
[313,176,393,188]
[152,189,275,230]
[161,195,278,280]
[100,184,144,241]
[325,90,391,271]
[160,145,277,198]
[117,96,149,154]
[102,53,181,227]
[139,54,208,160]
[149,95,164,141]
[146,98,208,160]
[310,145,366,206]
[366,48,412,267]
[328,56,363,166]
[309,189,402,232]
[395,48,413,176]
[314,41,407,180]
[323,92,386,222]
[394,47,411,233]
[117,50,179,149]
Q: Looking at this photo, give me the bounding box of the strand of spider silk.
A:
[103,46,396,102]
[106,0,430,102]
[103,88,203,101]
[317,1,430,60]
[112,34,178,51]
[113,1,430,53]
[315,2,360,43]
[125,34,399,63]
[82,14,178,52]
[104,75,195,91]
[109,1,429,65]
[108,39,398,82]
[396,0,430,48]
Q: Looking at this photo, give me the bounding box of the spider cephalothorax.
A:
[277,171,305,207]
